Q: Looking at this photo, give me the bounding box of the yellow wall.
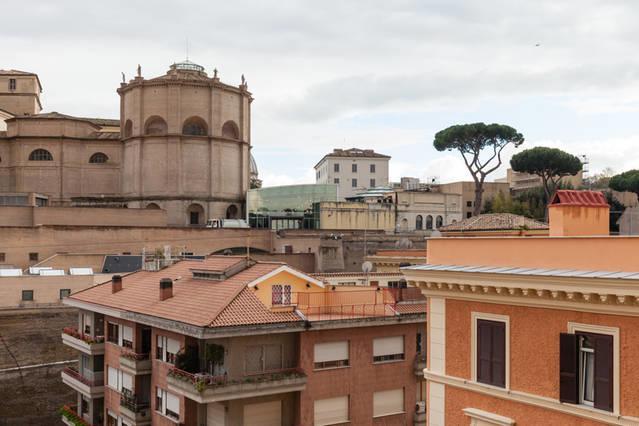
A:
[252,270,324,308]
[319,202,395,231]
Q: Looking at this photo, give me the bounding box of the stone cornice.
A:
[117,78,252,99]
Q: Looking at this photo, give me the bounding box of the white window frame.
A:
[272,284,292,306]
[107,366,132,393]
[567,322,620,415]
[470,312,510,390]
[156,387,180,420]
[156,335,180,364]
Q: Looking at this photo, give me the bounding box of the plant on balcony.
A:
[63,327,105,344]
[59,405,92,426]
[175,345,199,373]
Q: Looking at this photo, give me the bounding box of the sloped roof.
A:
[69,257,301,328]
[439,213,548,232]
[0,69,42,91]
[550,190,608,207]
[10,112,119,130]
[315,148,391,168]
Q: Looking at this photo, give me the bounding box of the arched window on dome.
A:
[182,116,208,136]
[436,215,444,228]
[29,149,53,161]
[144,116,167,135]
[221,120,239,139]
[426,215,433,230]
[415,215,423,230]
[187,203,205,225]
[124,119,133,138]
[89,152,108,164]
[226,204,239,219]
[146,203,161,210]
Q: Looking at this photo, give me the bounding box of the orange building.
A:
[60,256,426,425]
[402,190,639,425]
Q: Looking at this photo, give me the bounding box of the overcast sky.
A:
[4,1,639,186]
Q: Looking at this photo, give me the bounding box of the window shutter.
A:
[314,341,349,363]
[121,372,133,392]
[477,321,493,385]
[491,322,506,387]
[373,336,404,357]
[167,338,180,354]
[559,333,579,404]
[107,366,119,390]
[373,388,404,417]
[314,396,348,425]
[122,325,133,342]
[166,392,180,415]
[594,334,613,412]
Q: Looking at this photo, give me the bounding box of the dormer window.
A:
[272,284,292,305]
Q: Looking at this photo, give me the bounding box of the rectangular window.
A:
[157,335,180,364]
[466,212,472,218]
[370,178,376,187]
[314,341,349,369]
[476,319,506,388]
[370,164,376,173]
[9,78,16,90]
[333,178,340,184]
[334,163,340,173]
[373,388,404,417]
[29,252,38,262]
[560,331,614,412]
[59,289,71,299]
[351,178,358,188]
[314,396,349,426]
[107,322,119,344]
[272,284,292,305]
[0,253,5,262]
[352,164,357,173]
[108,366,132,393]
[121,325,133,348]
[373,336,405,363]
[244,344,283,374]
[156,387,180,420]
[21,290,34,301]
[466,201,472,207]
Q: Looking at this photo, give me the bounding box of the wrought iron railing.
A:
[168,366,306,391]
[120,389,150,413]
[62,366,104,387]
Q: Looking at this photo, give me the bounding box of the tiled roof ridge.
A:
[439,212,548,232]
[550,190,608,207]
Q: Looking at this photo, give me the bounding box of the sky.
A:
[4,0,639,187]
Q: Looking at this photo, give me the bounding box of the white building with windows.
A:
[314,148,390,199]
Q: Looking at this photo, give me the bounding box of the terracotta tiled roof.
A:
[312,272,402,278]
[211,288,301,327]
[394,302,427,315]
[550,190,608,207]
[13,112,119,129]
[81,117,120,127]
[69,257,288,327]
[439,213,548,232]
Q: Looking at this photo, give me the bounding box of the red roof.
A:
[549,190,608,207]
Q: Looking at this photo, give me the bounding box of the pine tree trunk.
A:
[473,184,483,216]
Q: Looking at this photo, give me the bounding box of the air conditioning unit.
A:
[415,401,426,413]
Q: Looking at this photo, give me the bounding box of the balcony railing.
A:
[62,327,104,344]
[59,404,98,426]
[120,389,150,413]
[119,349,152,375]
[293,289,398,320]
[168,366,306,392]
[62,366,104,387]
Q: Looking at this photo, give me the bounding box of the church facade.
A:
[0,62,255,225]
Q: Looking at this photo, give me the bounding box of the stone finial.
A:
[137,64,142,78]
[241,74,245,85]
[213,68,218,78]
[121,72,125,83]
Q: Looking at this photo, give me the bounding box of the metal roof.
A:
[402,264,639,281]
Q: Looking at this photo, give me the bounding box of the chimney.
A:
[548,190,610,236]
[160,278,173,301]
[111,275,122,293]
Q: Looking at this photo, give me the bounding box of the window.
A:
[314,341,349,369]
[334,178,339,184]
[370,164,376,173]
[124,119,133,138]
[122,325,133,349]
[314,396,349,426]
[221,120,239,139]
[373,336,405,363]
[475,318,506,388]
[107,322,119,344]
[272,284,292,305]
[107,366,132,393]
[352,164,357,173]
[144,116,167,135]
[415,215,423,230]
[59,289,71,299]
[28,149,53,161]
[89,152,108,163]
[373,388,404,417]
[9,78,16,90]
[351,179,357,188]
[426,216,433,230]
[334,163,340,173]
[467,212,473,218]
[156,387,180,420]
[560,328,616,412]
[157,335,180,364]
[0,253,5,262]
[245,344,283,373]
[29,252,39,262]
[436,215,443,228]
[21,290,34,301]
[370,178,376,187]
[466,201,473,207]
[182,116,207,136]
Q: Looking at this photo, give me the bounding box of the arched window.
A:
[415,215,423,230]
[221,120,239,139]
[436,215,444,228]
[89,152,108,164]
[144,116,167,135]
[226,204,239,219]
[400,218,409,232]
[124,119,133,138]
[426,215,433,230]
[187,203,205,225]
[146,203,161,210]
[29,149,53,161]
[182,116,208,136]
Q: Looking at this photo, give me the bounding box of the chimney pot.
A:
[111,275,122,293]
[160,278,173,301]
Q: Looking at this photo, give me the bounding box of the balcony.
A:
[119,350,152,375]
[61,327,105,355]
[59,405,99,426]
[167,367,307,404]
[61,366,104,398]
[414,353,427,376]
[120,389,151,425]
[294,289,399,321]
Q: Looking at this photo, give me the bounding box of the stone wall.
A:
[0,308,77,425]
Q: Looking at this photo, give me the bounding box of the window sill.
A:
[372,359,405,365]
[373,411,405,419]
[470,379,509,392]
[313,366,350,372]
[155,410,180,424]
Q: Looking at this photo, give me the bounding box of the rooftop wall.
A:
[1,206,167,227]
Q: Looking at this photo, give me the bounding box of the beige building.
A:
[496,168,583,193]
[0,62,252,225]
[436,181,510,219]
[314,148,390,199]
[395,190,462,232]
[317,201,395,231]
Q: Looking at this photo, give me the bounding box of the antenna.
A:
[186,38,189,60]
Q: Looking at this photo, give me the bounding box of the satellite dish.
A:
[362,261,373,273]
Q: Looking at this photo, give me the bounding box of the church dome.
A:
[170,60,205,73]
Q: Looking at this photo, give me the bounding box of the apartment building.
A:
[61,256,426,426]
[403,190,639,425]
[314,148,390,199]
